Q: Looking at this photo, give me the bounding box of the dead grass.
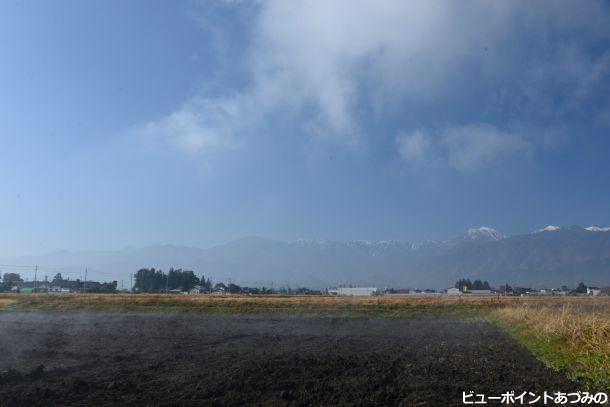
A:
[490,301,610,390]
[0,298,16,309]
[0,292,509,316]
[0,292,606,315]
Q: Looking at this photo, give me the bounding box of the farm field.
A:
[0,295,608,406]
[0,312,587,406]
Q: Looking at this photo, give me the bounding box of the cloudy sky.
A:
[1,0,610,256]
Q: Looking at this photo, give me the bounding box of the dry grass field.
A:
[0,299,16,309]
[5,292,602,314]
[1,293,608,390]
[490,300,609,389]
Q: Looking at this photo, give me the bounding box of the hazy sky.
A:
[2,0,610,257]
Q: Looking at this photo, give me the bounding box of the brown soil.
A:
[0,312,582,406]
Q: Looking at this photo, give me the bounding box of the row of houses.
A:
[325,287,478,296]
[326,286,606,297]
[8,280,114,294]
[517,287,603,296]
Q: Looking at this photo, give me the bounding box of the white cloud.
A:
[396,130,433,167]
[139,93,254,153]
[139,0,610,160]
[440,123,531,171]
[141,110,217,154]
[396,123,530,171]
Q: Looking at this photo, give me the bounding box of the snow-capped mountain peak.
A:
[466,226,505,241]
[585,226,610,232]
[534,225,561,233]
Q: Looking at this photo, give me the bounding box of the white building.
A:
[49,286,70,293]
[587,287,601,296]
[466,289,494,296]
[334,287,378,296]
[445,287,461,296]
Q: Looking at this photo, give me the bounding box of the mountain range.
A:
[1,225,609,289]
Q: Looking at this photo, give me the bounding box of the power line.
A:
[0,264,99,272]
[0,264,37,268]
[0,265,119,276]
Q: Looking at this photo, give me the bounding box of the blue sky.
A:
[1,0,610,257]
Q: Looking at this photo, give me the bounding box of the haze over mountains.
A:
[2,226,609,289]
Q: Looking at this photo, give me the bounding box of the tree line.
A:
[454,278,491,291]
[133,268,212,293]
[132,268,321,295]
[0,273,23,291]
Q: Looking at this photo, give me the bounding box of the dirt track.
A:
[0,312,581,406]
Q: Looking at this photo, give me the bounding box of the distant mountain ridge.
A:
[1,226,609,289]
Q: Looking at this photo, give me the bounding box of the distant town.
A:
[1,267,607,297]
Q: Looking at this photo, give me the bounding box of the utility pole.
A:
[130,272,133,293]
[34,265,38,293]
[165,271,169,294]
[84,268,88,294]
